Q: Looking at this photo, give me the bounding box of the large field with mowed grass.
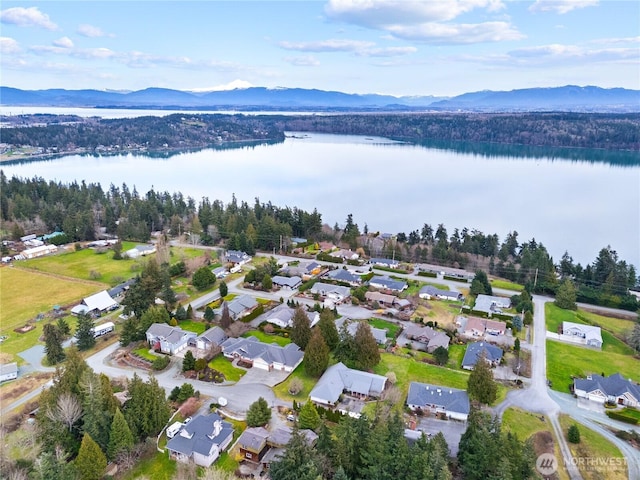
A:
[545,303,636,342]
[558,414,626,480]
[546,340,640,393]
[242,330,291,346]
[208,355,246,382]
[411,301,461,330]
[501,407,551,442]
[272,362,319,402]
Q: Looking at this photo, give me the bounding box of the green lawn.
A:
[447,343,466,369]
[272,362,318,402]
[546,340,640,392]
[558,414,626,480]
[577,310,636,339]
[178,319,207,335]
[243,330,291,346]
[209,355,246,382]
[122,450,176,480]
[368,318,402,339]
[133,346,158,361]
[502,407,549,441]
[20,242,143,285]
[489,279,524,292]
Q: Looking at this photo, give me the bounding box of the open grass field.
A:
[501,407,549,441]
[546,303,635,342]
[411,301,460,331]
[177,320,207,335]
[243,330,291,346]
[368,317,402,339]
[122,450,176,480]
[546,340,640,393]
[489,279,524,292]
[447,343,467,369]
[558,414,626,480]
[209,355,246,382]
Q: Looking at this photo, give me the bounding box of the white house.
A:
[22,244,57,259]
[309,362,387,408]
[0,363,18,382]
[406,382,470,421]
[167,413,234,467]
[225,250,251,266]
[271,275,302,290]
[419,285,463,301]
[369,276,407,292]
[309,283,351,303]
[146,323,196,355]
[125,244,156,259]
[562,322,603,349]
[195,326,227,351]
[71,290,118,316]
[264,304,319,329]
[220,336,304,372]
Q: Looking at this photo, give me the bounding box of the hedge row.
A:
[606,410,639,425]
[373,265,411,274]
[316,252,344,263]
[299,278,319,292]
[443,275,470,283]
[241,304,265,323]
[417,271,438,278]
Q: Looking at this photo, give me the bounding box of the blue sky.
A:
[1,0,638,96]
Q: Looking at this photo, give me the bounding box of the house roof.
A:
[326,269,361,283]
[464,316,487,333]
[462,342,503,367]
[474,294,511,313]
[220,337,304,369]
[74,290,118,314]
[267,426,318,448]
[407,382,470,415]
[309,283,351,297]
[369,276,407,292]
[574,373,640,400]
[221,295,258,318]
[369,257,399,266]
[166,412,233,457]
[365,291,396,304]
[198,326,227,345]
[238,427,269,451]
[146,323,196,345]
[562,322,603,344]
[419,285,462,299]
[108,279,136,298]
[335,317,388,345]
[310,362,387,404]
[272,275,302,288]
[0,363,18,376]
[485,319,506,332]
[226,250,250,263]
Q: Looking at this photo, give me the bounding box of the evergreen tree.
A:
[220,303,232,329]
[140,305,171,334]
[175,304,187,321]
[470,269,493,296]
[80,371,113,453]
[318,309,339,350]
[107,408,134,460]
[192,266,216,291]
[119,317,139,346]
[219,280,228,297]
[31,449,78,480]
[75,313,96,351]
[568,424,581,443]
[246,397,272,427]
[334,322,356,366]
[186,303,194,319]
[75,433,107,480]
[297,402,321,431]
[629,322,640,353]
[124,374,171,440]
[56,317,71,337]
[433,345,449,366]
[182,350,196,372]
[290,307,311,350]
[523,310,533,326]
[44,323,65,365]
[269,429,321,480]
[304,329,329,377]
[354,322,380,370]
[467,353,498,405]
[555,278,577,310]
[262,273,273,290]
[204,305,215,322]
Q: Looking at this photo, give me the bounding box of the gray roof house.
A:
[167,412,234,467]
[271,275,302,289]
[369,276,408,292]
[220,336,304,372]
[264,304,319,329]
[310,362,387,408]
[195,326,228,351]
[108,279,136,300]
[216,295,259,320]
[309,283,351,303]
[146,323,197,355]
[574,373,640,408]
[125,244,156,259]
[0,362,18,382]
[419,285,463,302]
[461,342,503,370]
[407,382,471,421]
[474,294,512,314]
[369,257,400,268]
[402,323,450,353]
[562,322,603,349]
[326,269,362,285]
[225,250,251,265]
[335,317,388,345]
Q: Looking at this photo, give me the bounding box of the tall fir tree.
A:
[304,329,329,377]
[75,313,96,351]
[43,323,65,365]
[290,307,311,350]
[297,402,321,431]
[107,408,134,460]
[318,308,339,350]
[354,322,380,370]
[75,433,107,480]
[467,353,498,405]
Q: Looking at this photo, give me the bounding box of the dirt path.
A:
[12,266,108,288]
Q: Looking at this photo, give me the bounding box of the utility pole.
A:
[533,268,539,289]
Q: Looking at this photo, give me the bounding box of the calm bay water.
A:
[3,132,639,269]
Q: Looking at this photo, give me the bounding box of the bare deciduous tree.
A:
[172,461,197,480]
[46,392,82,431]
[200,467,242,480]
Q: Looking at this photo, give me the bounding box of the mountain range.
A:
[1,85,638,113]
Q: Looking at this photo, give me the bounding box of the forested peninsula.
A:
[2,112,639,160]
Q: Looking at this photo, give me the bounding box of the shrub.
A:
[263,323,275,334]
[568,424,581,443]
[288,378,304,395]
[152,355,170,371]
[606,411,639,425]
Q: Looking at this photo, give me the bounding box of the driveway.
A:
[415,416,467,456]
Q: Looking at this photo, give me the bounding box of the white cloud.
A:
[53,36,74,48]
[325,0,505,27]
[77,24,110,38]
[279,39,374,52]
[388,21,524,44]
[0,6,57,30]
[590,36,640,46]
[0,36,21,54]
[356,46,417,57]
[283,55,321,66]
[529,0,598,14]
